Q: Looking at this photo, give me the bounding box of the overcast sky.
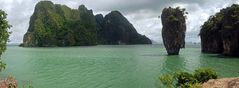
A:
[0,0,239,44]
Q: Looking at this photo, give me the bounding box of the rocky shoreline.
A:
[0,76,18,88]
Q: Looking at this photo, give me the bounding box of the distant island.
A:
[21,1,152,47]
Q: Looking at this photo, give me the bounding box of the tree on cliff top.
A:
[0,9,11,71]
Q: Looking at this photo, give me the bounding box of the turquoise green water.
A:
[1,45,239,88]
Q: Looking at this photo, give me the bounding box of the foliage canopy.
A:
[0,9,11,71]
[159,68,218,88]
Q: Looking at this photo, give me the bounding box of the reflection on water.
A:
[2,45,239,88]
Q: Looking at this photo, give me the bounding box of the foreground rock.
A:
[96,11,152,45]
[200,4,239,56]
[0,75,18,88]
[203,77,239,88]
[161,7,186,55]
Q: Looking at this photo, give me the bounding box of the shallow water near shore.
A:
[2,45,239,88]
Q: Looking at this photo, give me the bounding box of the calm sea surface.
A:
[2,45,239,88]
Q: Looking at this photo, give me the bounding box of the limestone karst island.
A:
[0,0,239,88]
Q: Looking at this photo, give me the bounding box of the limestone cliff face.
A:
[161,7,186,55]
[22,1,97,47]
[95,14,106,44]
[96,11,152,45]
[200,4,239,56]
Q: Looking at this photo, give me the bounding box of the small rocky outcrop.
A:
[161,7,187,55]
[96,11,152,45]
[203,77,239,88]
[200,4,239,56]
[0,75,18,88]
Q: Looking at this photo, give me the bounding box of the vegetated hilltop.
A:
[22,1,152,47]
[22,1,97,47]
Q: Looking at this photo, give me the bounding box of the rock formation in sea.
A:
[22,1,151,47]
[161,7,186,55]
[200,4,239,56]
[96,11,152,45]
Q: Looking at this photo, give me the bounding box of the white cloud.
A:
[126,9,162,43]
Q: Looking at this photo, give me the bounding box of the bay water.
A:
[2,45,239,88]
